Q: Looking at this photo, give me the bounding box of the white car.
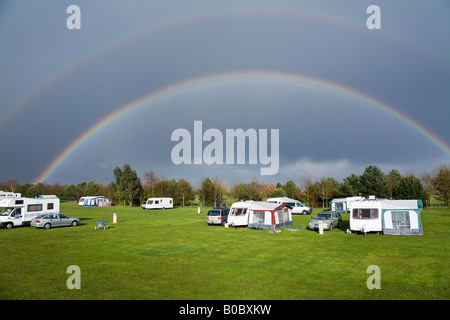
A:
[267,197,312,215]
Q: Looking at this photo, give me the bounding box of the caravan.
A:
[330,196,364,212]
[0,195,60,229]
[141,197,173,210]
[78,196,111,207]
[349,197,423,235]
[267,197,311,215]
[227,201,293,229]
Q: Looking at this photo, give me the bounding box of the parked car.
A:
[31,213,80,229]
[206,208,229,226]
[308,211,342,231]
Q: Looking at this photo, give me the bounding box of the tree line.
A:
[1,163,449,209]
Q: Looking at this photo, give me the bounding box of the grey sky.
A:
[0,0,449,187]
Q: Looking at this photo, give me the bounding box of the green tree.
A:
[431,164,450,207]
[339,174,360,197]
[84,181,101,196]
[269,187,285,198]
[283,180,298,199]
[176,179,194,206]
[58,184,84,201]
[113,164,142,206]
[359,165,388,198]
[386,169,402,199]
[317,177,340,208]
[200,177,215,206]
[395,174,429,205]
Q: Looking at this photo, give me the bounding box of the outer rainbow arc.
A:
[3,8,448,128]
[34,70,450,184]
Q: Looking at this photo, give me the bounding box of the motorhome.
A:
[141,197,173,210]
[267,197,312,215]
[78,196,111,207]
[0,191,21,199]
[227,201,293,229]
[0,195,60,229]
[349,197,423,235]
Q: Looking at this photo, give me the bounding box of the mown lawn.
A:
[0,204,448,300]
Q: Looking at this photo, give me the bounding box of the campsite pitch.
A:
[0,204,448,300]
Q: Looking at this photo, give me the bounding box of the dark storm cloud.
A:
[0,0,448,184]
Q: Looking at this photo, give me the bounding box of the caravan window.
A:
[155,200,159,204]
[28,204,43,212]
[352,208,378,220]
[252,212,265,224]
[47,203,54,210]
[392,211,411,230]
[230,208,247,216]
[147,200,153,205]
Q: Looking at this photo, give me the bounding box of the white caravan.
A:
[227,201,293,228]
[227,201,254,227]
[267,197,312,215]
[330,196,365,212]
[141,197,173,210]
[78,196,111,207]
[349,197,423,235]
[0,195,60,229]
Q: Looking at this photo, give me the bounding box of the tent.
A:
[381,199,423,235]
[78,196,111,207]
[247,202,293,229]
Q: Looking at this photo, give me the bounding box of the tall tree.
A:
[142,169,161,198]
[113,164,142,206]
[200,177,215,206]
[300,175,317,208]
[395,173,429,205]
[431,164,450,207]
[359,165,388,198]
[283,180,298,199]
[339,174,360,197]
[317,177,340,208]
[176,179,194,206]
[386,169,402,199]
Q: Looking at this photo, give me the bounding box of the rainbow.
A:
[34,70,450,183]
[2,8,448,128]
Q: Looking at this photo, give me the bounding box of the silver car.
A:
[308,211,342,231]
[31,213,80,229]
[206,208,229,226]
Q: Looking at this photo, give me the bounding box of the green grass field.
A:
[1,203,449,300]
